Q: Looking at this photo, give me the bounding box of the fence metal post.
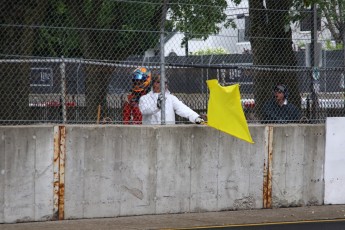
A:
[343,24,345,110]
[60,57,67,123]
[76,59,82,121]
[343,23,345,67]
[160,0,168,125]
[310,4,318,122]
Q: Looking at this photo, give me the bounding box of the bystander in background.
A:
[262,84,301,123]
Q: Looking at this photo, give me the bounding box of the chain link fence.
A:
[0,0,344,125]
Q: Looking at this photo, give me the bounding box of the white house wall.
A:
[165,0,333,56]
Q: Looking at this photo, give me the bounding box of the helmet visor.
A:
[133,73,146,80]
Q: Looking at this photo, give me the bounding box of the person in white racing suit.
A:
[139,75,205,125]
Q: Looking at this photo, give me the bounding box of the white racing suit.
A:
[139,91,199,125]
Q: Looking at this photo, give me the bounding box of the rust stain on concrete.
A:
[263,126,273,209]
[53,126,66,220]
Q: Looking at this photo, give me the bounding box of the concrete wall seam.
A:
[53,126,66,220]
[263,126,273,208]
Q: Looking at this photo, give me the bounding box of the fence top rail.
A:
[0,58,154,68]
[1,58,345,71]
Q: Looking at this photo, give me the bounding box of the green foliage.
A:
[319,0,345,42]
[34,0,77,57]
[98,1,116,27]
[289,0,345,42]
[169,0,230,45]
[33,0,158,58]
[297,41,306,48]
[289,0,322,24]
[32,0,230,59]
[325,40,344,50]
[191,47,229,55]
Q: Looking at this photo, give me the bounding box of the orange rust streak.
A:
[53,126,60,220]
[263,126,273,209]
[58,126,66,220]
[267,126,273,208]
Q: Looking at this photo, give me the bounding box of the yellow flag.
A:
[207,79,254,144]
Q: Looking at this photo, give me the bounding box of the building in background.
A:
[161,0,334,58]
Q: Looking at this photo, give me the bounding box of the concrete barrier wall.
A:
[0,125,325,223]
[271,125,325,207]
[0,126,55,223]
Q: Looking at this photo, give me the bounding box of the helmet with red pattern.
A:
[132,67,152,92]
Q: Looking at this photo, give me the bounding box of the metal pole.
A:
[343,23,345,109]
[160,0,168,125]
[310,4,318,122]
[76,60,81,121]
[343,22,345,67]
[60,57,67,123]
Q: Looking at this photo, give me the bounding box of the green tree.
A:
[0,1,48,123]
[169,0,231,56]
[246,0,344,120]
[231,0,326,119]
[33,0,82,57]
[247,0,301,120]
[74,0,231,120]
[292,0,345,45]
[0,0,235,123]
[32,0,232,121]
[319,0,345,44]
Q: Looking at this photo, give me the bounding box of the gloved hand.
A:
[157,93,163,109]
[195,117,205,124]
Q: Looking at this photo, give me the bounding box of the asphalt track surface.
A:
[1,205,345,230]
[178,219,345,230]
